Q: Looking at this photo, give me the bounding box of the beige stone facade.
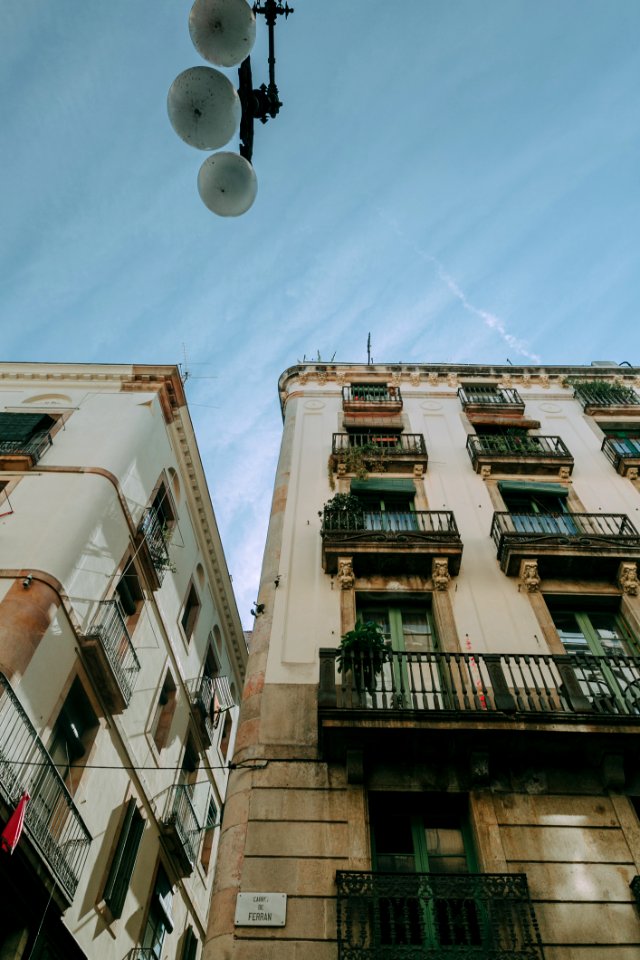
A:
[207,362,640,960]
[0,363,246,959]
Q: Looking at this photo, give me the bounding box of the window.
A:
[220,711,233,759]
[150,481,176,533]
[200,798,218,872]
[102,798,145,919]
[548,598,640,712]
[182,927,199,960]
[351,479,417,532]
[498,480,575,534]
[151,673,177,751]
[47,679,99,792]
[369,793,480,949]
[180,582,201,642]
[357,598,439,704]
[0,412,56,449]
[115,561,144,621]
[141,865,174,959]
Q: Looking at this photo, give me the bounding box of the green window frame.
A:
[103,798,145,919]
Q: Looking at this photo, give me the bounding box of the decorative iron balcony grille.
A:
[467,434,571,461]
[322,509,459,539]
[0,673,91,900]
[336,870,545,960]
[574,382,640,410]
[333,433,427,456]
[343,385,402,404]
[139,507,171,583]
[458,386,524,409]
[0,431,52,464]
[127,950,157,960]
[82,600,140,705]
[161,784,201,874]
[189,675,216,745]
[490,511,640,557]
[602,436,640,470]
[318,648,640,718]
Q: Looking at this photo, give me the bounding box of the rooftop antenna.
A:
[181,343,191,384]
[367,332,372,365]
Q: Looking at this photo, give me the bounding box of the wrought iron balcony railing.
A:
[0,673,91,900]
[602,436,640,472]
[458,386,525,411]
[322,509,459,538]
[80,600,140,711]
[343,385,402,405]
[491,512,640,556]
[127,950,157,960]
[160,784,201,877]
[319,648,640,719]
[467,434,571,461]
[138,506,171,585]
[333,433,427,456]
[0,430,52,465]
[574,382,640,411]
[189,675,216,746]
[336,870,545,959]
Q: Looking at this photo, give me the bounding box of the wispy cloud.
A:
[379,212,540,363]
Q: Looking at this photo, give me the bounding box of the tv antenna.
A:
[367,332,373,365]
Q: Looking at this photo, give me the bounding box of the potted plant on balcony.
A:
[335,620,389,696]
[322,493,365,530]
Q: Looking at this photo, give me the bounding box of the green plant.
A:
[335,620,389,695]
[322,493,365,529]
[328,441,394,488]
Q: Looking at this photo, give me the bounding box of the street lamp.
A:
[167,0,293,218]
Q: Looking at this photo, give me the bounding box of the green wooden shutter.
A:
[103,799,145,919]
[0,413,54,442]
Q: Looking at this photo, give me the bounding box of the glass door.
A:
[358,605,439,708]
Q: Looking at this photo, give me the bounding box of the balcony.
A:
[466,434,574,477]
[490,511,640,580]
[321,510,463,576]
[0,673,91,901]
[574,382,640,416]
[135,507,172,589]
[160,784,201,877]
[342,385,403,424]
[602,436,640,478]
[127,951,157,960]
[79,600,140,713]
[0,431,52,470]
[458,385,525,417]
[331,433,428,476]
[336,870,545,960]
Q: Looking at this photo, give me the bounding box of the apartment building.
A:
[0,363,246,960]
[207,361,640,960]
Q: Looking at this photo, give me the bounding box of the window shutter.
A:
[182,927,199,960]
[103,799,145,919]
[0,413,54,442]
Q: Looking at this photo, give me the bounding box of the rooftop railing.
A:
[0,430,52,464]
[467,434,571,460]
[458,385,524,409]
[319,648,640,719]
[332,433,427,456]
[0,673,91,900]
[82,600,140,706]
[336,870,545,960]
[574,382,640,410]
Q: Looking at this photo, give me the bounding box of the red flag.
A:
[1,792,30,855]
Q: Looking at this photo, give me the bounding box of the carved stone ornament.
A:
[618,561,639,596]
[499,374,513,388]
[519,559,541,593]
[316,370,327,385]
[480,465,492,480]
[539,373,550,389]
[337,559,355,591]
[432,557,450,591]
[336,371,348,386]
[447,372,458,388]
[558,466,571,480]
[522,373,531,387]
[337,462,346,477]
[389,373,402,388]
[298,371,310,385]
[413,463,424,480]
[627,467,639,481]
[428,372,439,386]
[410,371,421,387]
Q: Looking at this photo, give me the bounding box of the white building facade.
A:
[208,361,640,960]
[0,363,246,960]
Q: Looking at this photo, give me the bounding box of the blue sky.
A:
[1,1,639,624]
